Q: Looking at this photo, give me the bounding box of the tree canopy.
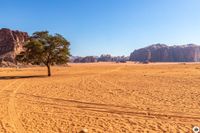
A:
[16,31,70,76]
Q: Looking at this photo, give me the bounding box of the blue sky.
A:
[1,0,200,56]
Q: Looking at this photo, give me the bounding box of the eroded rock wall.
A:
[130,44,200,62]
[0,28,28,62]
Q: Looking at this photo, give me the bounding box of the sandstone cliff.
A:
[0,28,28,63]
[130,44,200,62]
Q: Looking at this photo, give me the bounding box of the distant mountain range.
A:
[70,55,129,63]
[1,28,200,65]
[72,44,200,63]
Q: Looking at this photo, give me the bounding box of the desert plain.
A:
[0,62,200,133]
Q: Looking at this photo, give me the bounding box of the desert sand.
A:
[0,62,200,133]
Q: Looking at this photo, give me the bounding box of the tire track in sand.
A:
[8,82,26,133]
[0,80,20,133]
[0,80,18,93]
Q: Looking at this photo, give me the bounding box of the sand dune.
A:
[0,63,200,132]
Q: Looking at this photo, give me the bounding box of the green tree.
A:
[16,31,70,76]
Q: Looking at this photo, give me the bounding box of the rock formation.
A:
[73,56,97,63]
[130,44,200,62]
[98,54,112,62]
[0,28,28,63]
[112,56,129,63]
[71,55,129,63]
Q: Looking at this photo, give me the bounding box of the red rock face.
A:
[0,28,28,62]
[130,44,200,62]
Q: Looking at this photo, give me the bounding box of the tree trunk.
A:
[47,65,51,76]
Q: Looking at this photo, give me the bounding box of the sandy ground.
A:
[0,62,200,133]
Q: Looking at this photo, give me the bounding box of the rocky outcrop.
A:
[130,44,200,62]
[98,54,112,62]
[0,28,29,63]
[71,55,129,63]
[73,56,97,63]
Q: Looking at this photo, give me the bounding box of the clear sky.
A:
[1,0,200,56]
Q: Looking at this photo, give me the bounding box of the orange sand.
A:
[0,62,200,133]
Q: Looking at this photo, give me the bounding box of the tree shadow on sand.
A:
[0,75,47,80]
